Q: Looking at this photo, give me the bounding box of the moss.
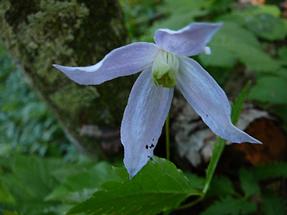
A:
[0,0,130,158]
[51,84,99,115]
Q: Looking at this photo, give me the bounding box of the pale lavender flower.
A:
[53,22,261,177]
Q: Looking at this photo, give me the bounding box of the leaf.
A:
[249,76,287,105]
[0,156,63,215]
[200,196,257,215]
[141,0,209,41]
[46,162,121,203]
[239,169,260,198]
[68,157,201,215]
[231,83,251,124]
[2,211,20,215]
[199,47,236,68]
[245,14,287,41]
[220,5,286,41]
[207,176,235,197]
[200,22,280,72]
[278,47,287,66]
[185,173,205,190]
[251,162,287,181]
[261,194,287,215]
[0,180,15,205]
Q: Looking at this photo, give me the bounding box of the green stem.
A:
[165,114,170,160]
[177,196,204,211]
[176,83,251,211]
[203,138,225,195]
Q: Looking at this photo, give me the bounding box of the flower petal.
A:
[154,23,222,56]
[53,42,159,85]
[121,69,173,177]
[176,57,261,144]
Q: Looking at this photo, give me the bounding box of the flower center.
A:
[152,50,179,88]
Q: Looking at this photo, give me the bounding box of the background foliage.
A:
[1,0,287,214]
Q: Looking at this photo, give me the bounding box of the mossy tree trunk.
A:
[0,0,132,159]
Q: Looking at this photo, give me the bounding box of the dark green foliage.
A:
[201,196,257,215]
[45,162,121,203]
[1,0,287,214]
[249,76,287,105]
[0,156,64,215]
[68,157,200,215]
[202,162,287,215]
[261,194,287,215]
[0,156,202,215]
[0,44,70,157]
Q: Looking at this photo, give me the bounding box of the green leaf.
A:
[231,83,251,124]
[278,47,287,66]
[249,76,287,105]
[261,194,287,215]
[251,162,287,180]
[185,173,205,190]
[201,196,257,215]
[256,5,281,17]
[141,0,209,41]
[200,22,280,72]
[2,211,20,215]
[0,180,15,205]
[245,14,287,41]
[239,169,260,198]
[199,46,236,68]
[68,157,201,215]
[207,176,235,197]
[219,5,286,41]
[0,156,63,215]
[46,162,121,203]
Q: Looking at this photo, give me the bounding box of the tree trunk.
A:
[0,0,131,159]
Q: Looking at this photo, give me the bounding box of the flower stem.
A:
[177,196,204,211]
[165,114,170,160]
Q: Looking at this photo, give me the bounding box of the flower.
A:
[53,22,261,177]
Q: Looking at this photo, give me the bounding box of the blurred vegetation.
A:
[0,44,74,158]
[1,0,287,214]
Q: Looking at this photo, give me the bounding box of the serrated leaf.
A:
[201,196,257,215]
[68,157,201,215]
[249,76,287,105]
[239,169,260,198]
[0,156,63,215]
[200,22,280,72]
[46,162,121,203]
[245,14,287,40]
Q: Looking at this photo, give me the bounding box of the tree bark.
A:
[0,0,131,159]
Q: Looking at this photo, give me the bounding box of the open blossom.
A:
[53,22,261,177]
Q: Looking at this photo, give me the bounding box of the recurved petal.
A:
[177,57,261,144]
[121,69,173,177]
[154,22,222,56]
[53,42,159,85]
